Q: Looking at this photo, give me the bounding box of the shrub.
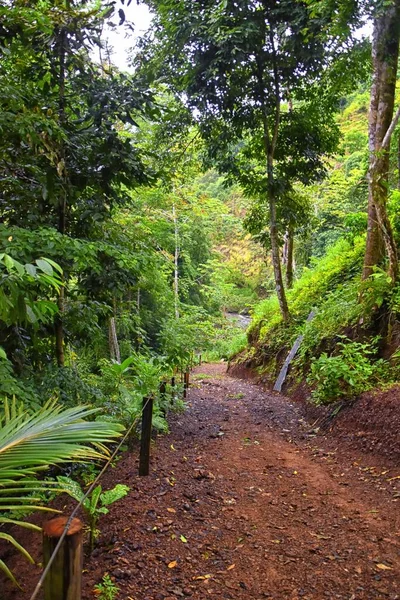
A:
[307,339,383,404]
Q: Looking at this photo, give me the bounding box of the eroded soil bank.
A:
[3,363,400,599]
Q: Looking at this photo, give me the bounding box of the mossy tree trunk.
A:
[363,1,400,282]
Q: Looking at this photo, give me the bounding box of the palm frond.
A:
[0,398,125,586]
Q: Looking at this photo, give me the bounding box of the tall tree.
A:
[140,0,361,321]
[363,0,400,282]
[0,0,154,365]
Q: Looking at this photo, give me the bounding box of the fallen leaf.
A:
[180,535,188,543]
[168,561,178,569]
[193,574,212,580]
[227,564,235,570]
[167,508,176,513]
[170,444,176,451]
[376,563,393,571]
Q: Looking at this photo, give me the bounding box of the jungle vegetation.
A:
[2,0,400,584]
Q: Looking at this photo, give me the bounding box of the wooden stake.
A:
[139,396,153,476]
[43,516,83,600]
[183,371,189,398]
[159,381,166,417]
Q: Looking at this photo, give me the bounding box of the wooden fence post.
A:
[183,371,189,398]
[159,381,166,417]
[170,376,175,407]
[139,396,153,476]
[43,516,83,600]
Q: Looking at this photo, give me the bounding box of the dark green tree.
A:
[0,0,156,365]
[138,0,365,320]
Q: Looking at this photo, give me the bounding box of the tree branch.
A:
[381,103,400,151]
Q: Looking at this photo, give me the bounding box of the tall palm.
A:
[0,398,124,586]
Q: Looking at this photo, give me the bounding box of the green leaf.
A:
[26,305,37,323]
[100,484,130,507]
[89,485,103,514]
[0,558,21,589]
[40,257,63,275]
[24,263,37,277]
[57,476,83,497]
[0,533,35,564]
[35,259,53,276]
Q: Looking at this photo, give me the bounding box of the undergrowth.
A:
[239,235,400,403]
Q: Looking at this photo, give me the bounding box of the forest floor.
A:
[3,363,400,600]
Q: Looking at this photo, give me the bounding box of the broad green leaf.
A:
[89,485,103,513]
[24,263,37,277]
[35,259,53,276]
[100,484,130,506]
[39,257,63,275]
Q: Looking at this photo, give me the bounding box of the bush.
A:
[307,339,383,404]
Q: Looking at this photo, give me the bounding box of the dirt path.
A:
[5,364,400,599]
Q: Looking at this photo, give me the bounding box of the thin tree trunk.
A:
[282,231,289,265]
[269,188,290,321]
[55,25,67,367]
[55,289,65,368]
[108,317,121,363]
[256,30,290,322]
[173,203,179,319]
[285,226,294,289]
[363,2,400,281]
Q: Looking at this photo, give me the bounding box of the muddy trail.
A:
[4,363,400,600]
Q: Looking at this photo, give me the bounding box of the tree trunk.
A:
[173,203,179,319]
[268,186,290,322]
[256,37,289,322]
[285,226,294,289]
[363,2,400,281]
[398,134,400,190]
[55,288,65,368]
[55,25,67,367]
[108,317,121,363]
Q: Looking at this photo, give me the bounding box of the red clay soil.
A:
[2,363,400,600]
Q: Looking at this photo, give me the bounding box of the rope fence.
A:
[29,397,152,600]
[28,363,195,600]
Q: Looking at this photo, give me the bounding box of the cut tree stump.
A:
[42,516,83,600]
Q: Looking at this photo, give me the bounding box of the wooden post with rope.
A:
[139,396,153,476]
[42,516,83,600]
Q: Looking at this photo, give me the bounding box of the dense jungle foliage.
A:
[2,0,400,587]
